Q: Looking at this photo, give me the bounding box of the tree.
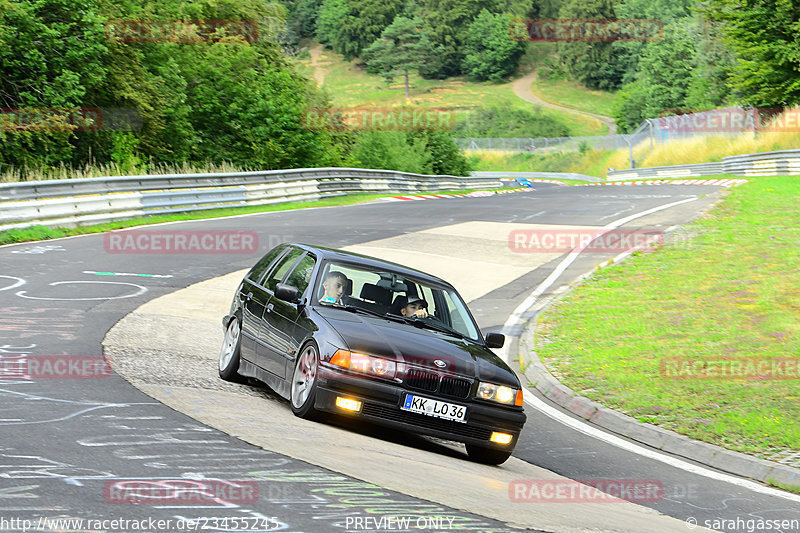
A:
[315,0,349,47]
[362,16,433,99]
[417,0,492,78]
[285,0,322,40]
[637,20,697,117]
[684,18,734,110]
[612,0,694,85]
[556,0,628,90]
[0,0,351,176]
[316,0,402,60]
[611,14,737,132]
[351,131,431,174]
[613,79,648,133]
[702,0,800,107]
[0,0,110,171]
[461,10,526,81]
[410,130,472,176]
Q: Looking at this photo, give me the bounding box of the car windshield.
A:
[314,260,481,341]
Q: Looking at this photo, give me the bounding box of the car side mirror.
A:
[275,283,300,303]
[485,332,505,349]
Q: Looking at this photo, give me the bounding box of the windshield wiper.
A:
[394,315,468,340]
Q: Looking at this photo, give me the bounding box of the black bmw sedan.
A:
[219,243,526,465]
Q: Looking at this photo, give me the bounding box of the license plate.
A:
[401,394,467,423]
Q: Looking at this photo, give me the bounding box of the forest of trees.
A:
[0,0,471,178]
[2,0,798,179]
[285,0,800,132]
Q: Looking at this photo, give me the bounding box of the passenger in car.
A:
[319,271,348,304]
[400,296,429,318]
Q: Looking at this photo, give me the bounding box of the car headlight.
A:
[476,382,523,406]
[329,349,396,379]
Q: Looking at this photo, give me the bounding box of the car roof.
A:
[292,243,455,288]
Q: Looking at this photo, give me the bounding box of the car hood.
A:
[315,307,519,386]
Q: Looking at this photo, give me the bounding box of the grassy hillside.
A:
[294,43,608,137]
[532,73,617,118]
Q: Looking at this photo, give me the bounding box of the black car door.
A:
[261,252,317,379]
[239,245,288,363]
[257,247,306,377]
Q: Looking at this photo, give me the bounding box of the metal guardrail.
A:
[0,168,504,231]
[722,149,800,176]
[607,163,724,181]
[470,171,602,182]
[607,149,800,180]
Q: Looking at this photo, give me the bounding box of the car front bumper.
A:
[314,369,526,451]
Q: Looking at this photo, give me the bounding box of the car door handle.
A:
[266,303,274,313]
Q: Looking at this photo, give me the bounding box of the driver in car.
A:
[401,296,429,318]
[319,271,347,304]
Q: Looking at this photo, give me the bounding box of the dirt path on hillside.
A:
[512,71,617,135]
[309,42,326,87]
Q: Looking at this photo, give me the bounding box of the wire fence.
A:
[455,107,753,158]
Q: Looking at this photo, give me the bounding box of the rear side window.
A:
[265,248,304,292]
[285,254,316,294]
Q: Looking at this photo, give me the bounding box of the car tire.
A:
[465,444,512,465]
[219,317,244,382]
[290,341,321,419]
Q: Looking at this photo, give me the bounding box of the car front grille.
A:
[439,376,472,399]
[361,403,492,440]
[404,368,439,392]
[402,368,472,399]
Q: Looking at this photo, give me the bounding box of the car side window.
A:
[285,254,316,295]
[265,248,304,292]
[247,244,287,285]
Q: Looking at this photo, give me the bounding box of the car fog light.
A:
[335,396,362,412]
[490,432,513,445]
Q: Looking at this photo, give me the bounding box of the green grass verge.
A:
[535,176,800,458]
[0,189,486,246]
[531,74,616,118]
[767,479,800,495]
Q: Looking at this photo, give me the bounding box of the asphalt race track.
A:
[1,183,799,533]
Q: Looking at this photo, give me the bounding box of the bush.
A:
[412,130,472,176]
[349,129,472,176]
[350,131,431,174]
[453,106,570,138]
